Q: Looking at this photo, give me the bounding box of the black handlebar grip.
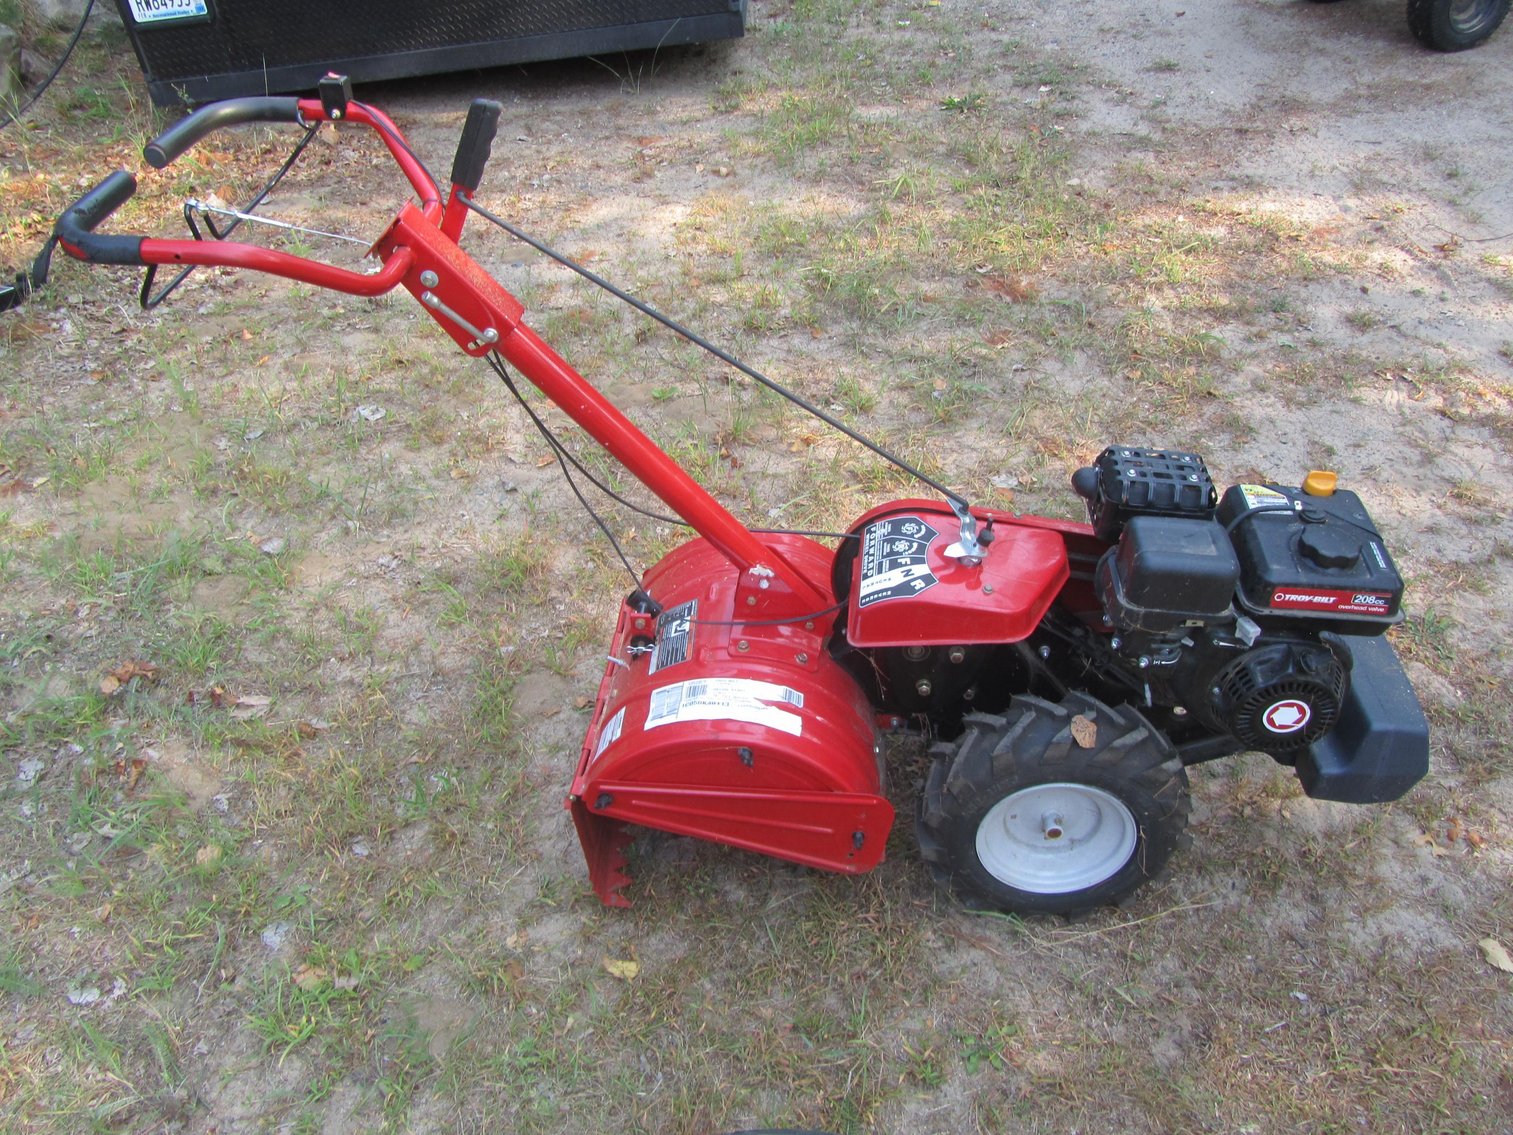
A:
[54,170,145,266]
[144,96,304,169]
[449,99,503,195]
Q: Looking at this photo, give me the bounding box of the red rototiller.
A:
[11,82,1430,916]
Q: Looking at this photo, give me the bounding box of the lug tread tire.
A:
[1407,0,1510,50]
[917,694,1191,917]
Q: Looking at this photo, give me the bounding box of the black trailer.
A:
[113,0,746,106]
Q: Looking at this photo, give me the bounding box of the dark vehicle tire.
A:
[916,694,1190,917]
[1407,0,1510,49]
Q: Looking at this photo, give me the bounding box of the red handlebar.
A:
[44,88,837,612]
[52,95,443,297]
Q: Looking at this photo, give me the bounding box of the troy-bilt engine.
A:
[23,88,1430,919]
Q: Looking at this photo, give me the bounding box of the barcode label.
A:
[649,600,696,674]
[591,707,625,760]
[644,678,805,737]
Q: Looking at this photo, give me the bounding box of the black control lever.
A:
[449,98,503,195]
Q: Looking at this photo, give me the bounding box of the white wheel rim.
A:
[975,782,1138,895]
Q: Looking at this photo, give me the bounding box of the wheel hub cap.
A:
[976,783,1138,894]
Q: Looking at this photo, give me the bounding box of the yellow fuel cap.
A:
[1303,470,1338,496]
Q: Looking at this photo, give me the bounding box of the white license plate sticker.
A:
[126,0,210,25]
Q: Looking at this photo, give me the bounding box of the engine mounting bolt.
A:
[983,584,994,594]
[419,270,439,288]
[634,618,647,630]
[915,679,933,697]
[758,578,770,590]
[804,621,815,631]
[795,652,809,665]
[1110,637,1123,651]
[948,647,967,664]
[736,640,750,652]
[1138,656,1151,669]
[1042,812,1065,840]
[746,595,757,607]
[1038,645,1052,660]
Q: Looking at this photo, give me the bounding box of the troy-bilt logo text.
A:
[1270,588,1395,615]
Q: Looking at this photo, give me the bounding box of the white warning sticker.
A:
[644,678,804,737]
[1237,484,1290,511]
[592,707,625,759]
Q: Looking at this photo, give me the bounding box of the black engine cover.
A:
[1208,640,1348,754]
[1217,483,1404,633]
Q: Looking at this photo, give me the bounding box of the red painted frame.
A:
[107,98,834,617]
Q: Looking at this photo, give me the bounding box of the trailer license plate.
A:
[124,0,210,26]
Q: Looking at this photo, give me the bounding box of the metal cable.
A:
[459,194,971,512]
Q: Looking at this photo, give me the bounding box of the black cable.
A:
[1223,498,1383,544]
[491,353,689,527]
[459,194,972,513]
[485,352,646,590]
[484,343,861,544]
[1,0,96,130]
[691,601,844,628]
[350,100,442,209]
[485,351,859,612]
[143,121,323,308]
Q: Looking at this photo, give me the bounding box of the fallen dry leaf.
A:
[195,845,223,869]
[101,659,160,695]
[229,694,272,719]
[1070,714,1098,749]
[293,965,328,991]
[1477,937,1513,974]
[980,274,1038,303]
[1412,831,1451,857]
[602,957,640,981]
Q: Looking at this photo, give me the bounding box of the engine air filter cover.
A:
[1096,515,1239,633]
[1074,446,1218,542]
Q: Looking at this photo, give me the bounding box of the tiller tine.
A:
[569,799,635,908]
